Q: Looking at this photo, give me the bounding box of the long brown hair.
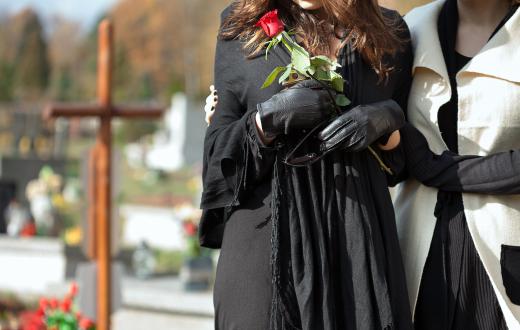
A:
[220,0,404,78]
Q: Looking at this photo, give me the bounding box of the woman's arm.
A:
[201,23,277,212]
[396,123,520,194]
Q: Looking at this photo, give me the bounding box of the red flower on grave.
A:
[60,298,72,312]
[183,221,198,237]
[255,10,284,38]
[49,298,58,309]
[69,282,79,297]
[79,317,95,329]
[19,310,45,330]
[20,223,37,237]
[39,298,49,311]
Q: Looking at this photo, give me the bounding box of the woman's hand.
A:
[257,80,337,139]
[317,99,405,154]
[203,85,275,145]
[204,85,218,125]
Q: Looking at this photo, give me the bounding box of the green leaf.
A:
[261,66,285,89]
[330,72,344,92]
[310,55,334,67]
[291,47,311,75]
[335,94,351,107]
[278,65,293,84]
[60,323,74,330]
[314,67,331,81]
[290,38,310,57]
[306,66,316,76]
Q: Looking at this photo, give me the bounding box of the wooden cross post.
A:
[44,19,164,330]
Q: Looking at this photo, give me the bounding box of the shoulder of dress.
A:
[220,2,238,21]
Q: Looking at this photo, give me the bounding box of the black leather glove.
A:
[257,80,337,138]
[317,99,405,154]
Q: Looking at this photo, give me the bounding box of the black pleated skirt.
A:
[414,192,507,330]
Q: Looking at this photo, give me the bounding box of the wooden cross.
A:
[44,19,164,330]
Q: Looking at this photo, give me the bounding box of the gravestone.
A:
[120,204,185,251]
[0,180,16,234]
[143,93,205,172]
[0,156,66,204]
[0,236,66,293]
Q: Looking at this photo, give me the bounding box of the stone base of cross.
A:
[44,20,164,330]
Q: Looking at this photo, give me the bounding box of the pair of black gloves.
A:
[257,80,405,158]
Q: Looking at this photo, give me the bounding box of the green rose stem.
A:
[262,25,392,174]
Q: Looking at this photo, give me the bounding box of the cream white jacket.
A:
[395,1,520,329]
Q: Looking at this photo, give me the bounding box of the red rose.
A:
[60,298,72,312]
[79,317,95,329]
[69,282,79,296]
[255,10,284,38]
[39,298,48,311]
[49,298,58,309]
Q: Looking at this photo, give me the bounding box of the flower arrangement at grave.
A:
[178,205,213,291]
[21,166,82,242]
[182,218,200,259]
[20,282,96,330]
[25,166,66,236]
[175,203,203,258]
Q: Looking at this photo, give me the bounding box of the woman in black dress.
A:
[200,1,520,329]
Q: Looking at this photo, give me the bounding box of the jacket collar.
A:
[405,0,448,81]
[406,0,520,83]
[463,7,520,83]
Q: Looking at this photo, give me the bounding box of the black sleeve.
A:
[397,123,520,194]
[380,13,413,186]
[199,10,276,248]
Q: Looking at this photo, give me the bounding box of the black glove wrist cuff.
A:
[257,103,278,139]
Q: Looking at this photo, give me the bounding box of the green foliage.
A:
[13,11,50,99]
[51,68,74,101]
[261,31,350,107]
[115,120,158,145]
[261,66,285,89]
[137,73,155,100]
[153,249,184,274]
[0,60,14,101]
[46,311,78,330]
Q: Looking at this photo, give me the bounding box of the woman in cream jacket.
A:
[395,0,520,328]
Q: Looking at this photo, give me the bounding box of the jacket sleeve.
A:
[199,11,276,248]
[396,122,520,194]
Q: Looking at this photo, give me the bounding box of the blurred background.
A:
[0,1,431,329]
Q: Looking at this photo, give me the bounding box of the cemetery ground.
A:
[0,130,214,329]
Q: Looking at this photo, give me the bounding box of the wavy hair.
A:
[219,0,405,78]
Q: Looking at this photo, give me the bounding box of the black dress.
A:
[201,6,414,330]
[414,1,519,329]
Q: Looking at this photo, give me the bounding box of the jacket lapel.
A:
[407,0,449,82]
[460,7,520,83]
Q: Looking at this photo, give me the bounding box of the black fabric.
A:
[202,6,415,330]
[390,123,520,194]
[414,1,519,329]
[501,245,520,306]
[214,181,273,330]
